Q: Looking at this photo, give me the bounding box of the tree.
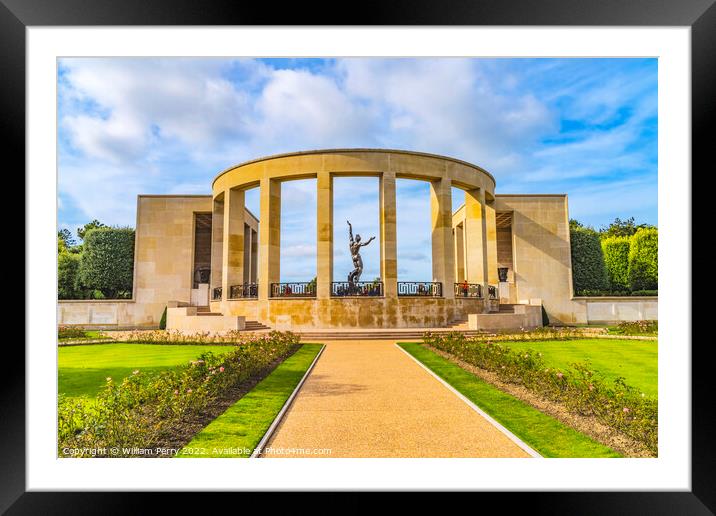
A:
[58,228,75,248]
[78,227,135,298]
[569,219,585,231]
[628,228,658,291]
[77,219,107,241]
[601,236,631,292]
[58,228,82,254]
[570,226,608,293]
[600,217,656,239]
[58,252,82,299]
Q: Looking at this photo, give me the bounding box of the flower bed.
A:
[58,325,91,340]
[58,331,300,457]
[110,329,282,345]
[609,320,658,336]
[423,332,657,454]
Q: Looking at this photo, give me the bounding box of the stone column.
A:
[210,196,224,297]
[316,171,333,299]
[243,223,251,284]
[258,177,281,301]
[430,178,455,298]
[250,228,258,284]
[379,170,398,297]
[222,188,245,299]
[485,195,499,286]
[464,188,489,304]
[455,223,465,283]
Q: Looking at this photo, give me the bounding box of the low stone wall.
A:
[57,300,145,329]
[215,297,487,330]
[468,304,542,331]
[572,297,658,324]
[166,306,245,333]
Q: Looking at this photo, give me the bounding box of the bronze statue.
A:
[347,220,375,283]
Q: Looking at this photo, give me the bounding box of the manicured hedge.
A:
[78,227,135,299]
[628,228,658,291]
[570,226,608,293]
[602,236,630,291]
[58,252,82,299]
[575,289,657,297]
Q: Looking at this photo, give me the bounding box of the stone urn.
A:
[498,267,509,282]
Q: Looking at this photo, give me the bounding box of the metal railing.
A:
[229,283,258,299]
[397,281,442,297]
[454,283,482,298]
[270,282,316,298]
[488,285,499,299]
[332,281,383,297]
[212,286,222,300]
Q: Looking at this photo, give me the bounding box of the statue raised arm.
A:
[346,220,375,284]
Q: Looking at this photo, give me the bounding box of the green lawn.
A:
[58,343,237,398]
[400,342,621,458]
[500,339,657,397]
[177,344,323,458]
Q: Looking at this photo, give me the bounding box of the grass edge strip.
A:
[396,343,542,459]
[250,343,326,458]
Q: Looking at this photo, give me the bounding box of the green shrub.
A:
[610,320,658,336]
[631,289,658,296]
[575,289,630,297]
[424,332,657,454]
[541,305,550,327]
[78,228,135,299]
[572,289,657,297]
[58,331,300,456]
[628,228,658,291]
[602,236,630,291]
[58,252,82,299]
[159,307,167,330]
[58,326,88,339]
[570,226,608,293]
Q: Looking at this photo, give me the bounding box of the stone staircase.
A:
[296,328,488,340]
[193,306,270,331]
[245,320,271,331]
[491,303,516,314]
[196,306,222,316]
[447,316,469,330]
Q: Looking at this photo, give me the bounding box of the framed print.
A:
[5,0,712,511]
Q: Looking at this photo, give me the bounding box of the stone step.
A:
[245,321,271,330]
[296,330,487,340]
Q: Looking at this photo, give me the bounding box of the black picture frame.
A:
[5,0,709,512]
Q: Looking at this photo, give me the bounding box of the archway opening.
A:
[396,178,432,284]
[332,176,380,291]
[279,178,317,287]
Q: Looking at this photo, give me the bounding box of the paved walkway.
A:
[263,340,532,458]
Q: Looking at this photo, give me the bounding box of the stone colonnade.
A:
[210,150,498,324]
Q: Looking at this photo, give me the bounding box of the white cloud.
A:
[249,69,376,153]
[281,244,316,258]
[60,58,258,163]
[337,58,555,168]
[59,161,149,227]
[57,57,657,280]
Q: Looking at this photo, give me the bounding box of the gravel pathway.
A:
[263,340,532,458]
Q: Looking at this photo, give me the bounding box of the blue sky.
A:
[58,57,657,282]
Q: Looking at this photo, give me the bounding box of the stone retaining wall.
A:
[571,297,658,324]
[57,300,145,329]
